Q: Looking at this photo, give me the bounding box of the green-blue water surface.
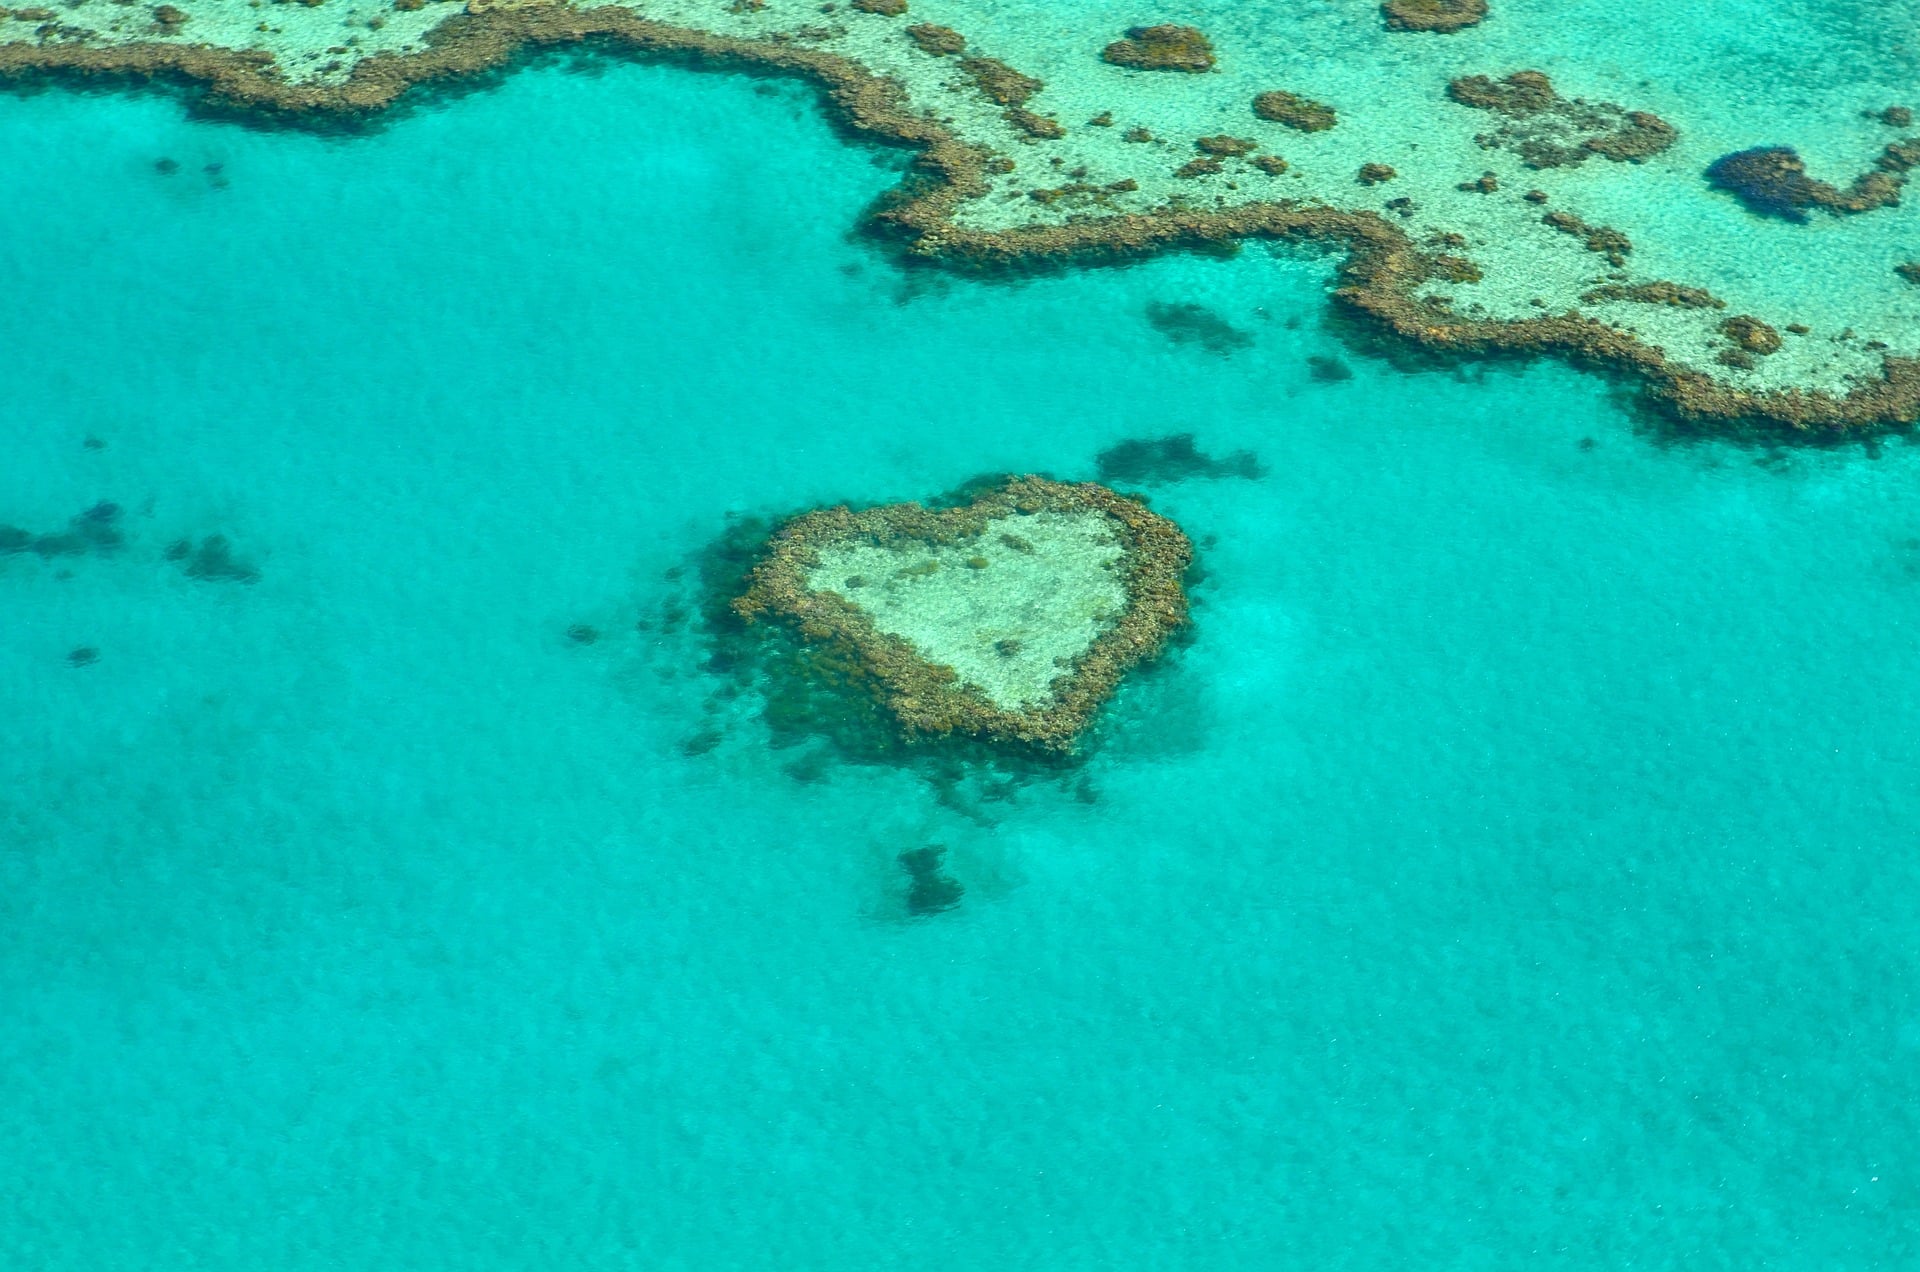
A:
[1,49,1917,1269]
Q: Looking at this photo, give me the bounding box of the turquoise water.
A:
[3,51,1919,1268]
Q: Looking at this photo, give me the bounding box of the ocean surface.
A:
[3,43,1919,1270]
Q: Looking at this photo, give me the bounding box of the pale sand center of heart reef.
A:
[805,509,1128,710]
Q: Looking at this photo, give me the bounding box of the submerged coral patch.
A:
[734,477,1191,751]
[1095,434,1264,483]
[1144,301,1254,354]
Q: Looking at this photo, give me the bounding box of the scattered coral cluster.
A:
[1447,71,1676,168]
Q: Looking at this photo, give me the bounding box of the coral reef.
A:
[1382,0,1487,32]
[734,476,1191,751]
[1253,90,1336,131]
[1101,25,1215,73]
[1448,71,1675,167]
[1095,433,1264,483]
[3,3,1919,431]
[1357,162,1397,185]
[850,0,906,14]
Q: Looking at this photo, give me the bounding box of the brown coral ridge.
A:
[1382,0,1487,33]
[734,477,1192,751]
[1100,25,1214,73]
[7,8,1920,432]
[1580,282,1725,309]
[1448,71,1675,168]
[1704,145,1912,222]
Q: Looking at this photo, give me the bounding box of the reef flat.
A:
[9,0,1920,428]
[735,477,1190,750]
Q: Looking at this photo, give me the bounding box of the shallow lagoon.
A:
[2,51,1918,1268]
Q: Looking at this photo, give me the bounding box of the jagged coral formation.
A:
[1705,145,1912,221]
[1448,71,1675,167]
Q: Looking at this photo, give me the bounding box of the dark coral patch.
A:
[1705,145,1907,221]
[1382,0,1487,32]
[168,534,261,584]
[1143,302,1253,355]
[904,21,964,54]
[1448,71,1674,168]
[1101,25,1215,72]
[1096,433,1264,484]
[1253,90,1336,131]
[899,845,964,915]
[959,56,1040,106]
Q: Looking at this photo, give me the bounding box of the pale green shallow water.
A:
[1,17,1918,1270]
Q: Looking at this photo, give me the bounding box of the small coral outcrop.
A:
[1101,25,1215,72]
[1382,0,1487,32]
[1252,90,1336,131]
[904,22,964,54]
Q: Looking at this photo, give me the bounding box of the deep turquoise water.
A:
[3,54,1919,1268]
